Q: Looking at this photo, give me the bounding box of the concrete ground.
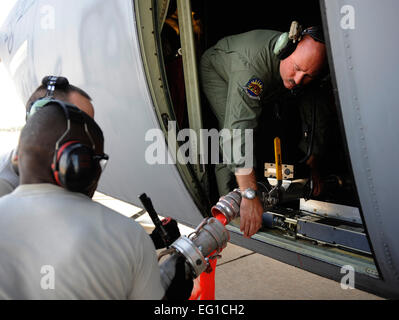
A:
[214,243,382,300]
[94,192,383,300]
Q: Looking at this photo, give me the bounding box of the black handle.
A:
[139,193,171,246]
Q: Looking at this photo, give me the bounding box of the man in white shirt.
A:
[0,149,18,196]
[0,101,191,299]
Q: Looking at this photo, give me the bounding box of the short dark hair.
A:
[18,103,104,191]
[25,80,92,112]
[20,102,104,162]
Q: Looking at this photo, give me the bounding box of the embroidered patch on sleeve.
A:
[243,78,264,100]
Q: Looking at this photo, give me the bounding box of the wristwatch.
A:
[240,188,257,200]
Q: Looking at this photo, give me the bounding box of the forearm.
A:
[235,168,258,191]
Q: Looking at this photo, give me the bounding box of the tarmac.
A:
[93,192,383,300]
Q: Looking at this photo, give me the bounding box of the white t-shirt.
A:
[0,149,19,197]
[0,184,165,300]
[0,178,14,197]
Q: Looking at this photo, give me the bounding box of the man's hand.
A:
[150,217,180,249]
[235,168,263,238]
[306,154,323,197]
[239,197,263,238]
[310,167,323,196]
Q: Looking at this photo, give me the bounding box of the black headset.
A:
[27,76,108,194]
[274,21,325,60]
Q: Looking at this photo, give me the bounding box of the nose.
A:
[294,71,305,86]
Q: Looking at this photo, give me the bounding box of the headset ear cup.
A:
[274,32,289,56]
[56,142,99,193]
[277,40,297,60]
[274,32,299,60]
[52,141,77,187]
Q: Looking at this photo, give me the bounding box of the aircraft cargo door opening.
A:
[194,0,379,284]
[138,0,382,294]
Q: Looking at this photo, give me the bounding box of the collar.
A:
[13,183,88,199]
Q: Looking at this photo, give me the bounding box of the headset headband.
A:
[274,22,325,61]
[27,76,70,120]
[45,76,57,98]
[302,26,324,44]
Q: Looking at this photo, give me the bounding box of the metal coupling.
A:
[211,189,242,224]
[170,217,230,278]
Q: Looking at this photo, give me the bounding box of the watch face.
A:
[243,188,256,199]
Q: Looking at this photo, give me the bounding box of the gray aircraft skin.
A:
[0,0,398,298]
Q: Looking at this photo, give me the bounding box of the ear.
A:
[11,148,19,175]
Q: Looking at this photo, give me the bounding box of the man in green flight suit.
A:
[200,24,328,239]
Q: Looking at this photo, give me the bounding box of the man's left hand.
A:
[306,154,323,196]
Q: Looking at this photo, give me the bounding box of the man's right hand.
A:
[150,217,180,249]
[239,197,263,238]
[235,168,263,238]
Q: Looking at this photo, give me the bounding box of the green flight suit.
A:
[200,30,330,196]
